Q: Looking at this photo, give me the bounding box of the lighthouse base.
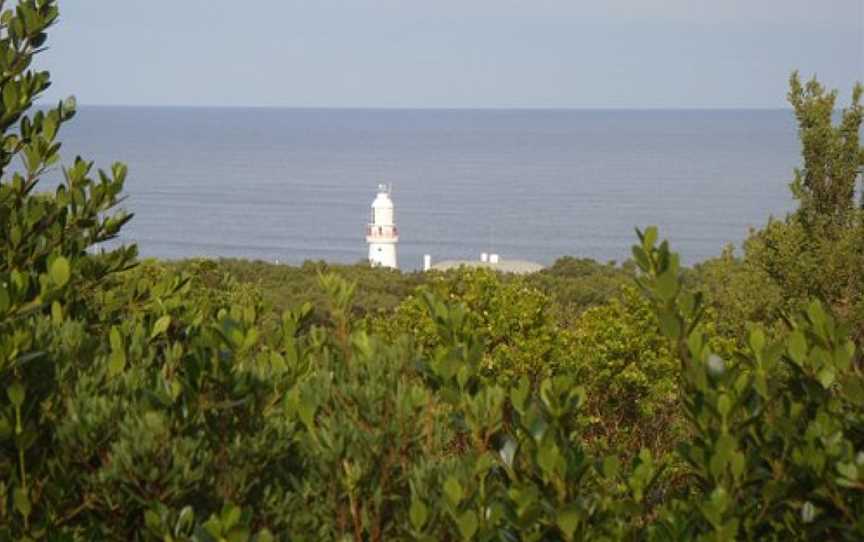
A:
[369,242,398,269]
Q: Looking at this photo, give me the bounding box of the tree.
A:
[788,71,864,225]
[741,75,864,336]
[0,0,135,534]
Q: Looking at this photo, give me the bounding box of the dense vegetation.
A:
[2,2,864,539]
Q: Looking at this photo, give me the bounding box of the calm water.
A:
[58,107,800,270]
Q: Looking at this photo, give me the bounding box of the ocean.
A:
[57,107,800,270]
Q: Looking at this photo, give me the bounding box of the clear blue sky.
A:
[40,0,864,109]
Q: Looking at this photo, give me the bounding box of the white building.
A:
[366,184,399,269]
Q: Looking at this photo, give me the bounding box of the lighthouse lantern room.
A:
[366,184,399,269]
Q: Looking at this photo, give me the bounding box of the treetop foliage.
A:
[788,71,864,225]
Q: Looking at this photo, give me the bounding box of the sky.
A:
[39,0,864,109]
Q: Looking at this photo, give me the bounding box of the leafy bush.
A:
[568,286,679,456]
[633,227,864,540]
[181,258,426,323]
[736,72,864,340]
[691,245,785,342]
[373,268,575,383]
[528,257,634,325]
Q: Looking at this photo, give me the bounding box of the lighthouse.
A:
[366,184,399,269]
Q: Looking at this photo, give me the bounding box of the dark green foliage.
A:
[634,229,864,541]
[2,2,864,539]
[374,268,576,383]
[527,257,634,325]
[174,258,426,321]
[787,71,864,224]
[731,75,864,340]
[568,285,681,459]
[692,245,785,341]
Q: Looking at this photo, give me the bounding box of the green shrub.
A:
[568,286,680,457]
[634,227,864,540]
[373,268,575,383]
[528,257,634,325]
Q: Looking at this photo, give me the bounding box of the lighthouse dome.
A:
[371,184,394,210]
[370,184,395,226]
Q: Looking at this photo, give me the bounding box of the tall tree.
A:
[787,71,864,225]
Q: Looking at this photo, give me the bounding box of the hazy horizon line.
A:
[37,102,795,112]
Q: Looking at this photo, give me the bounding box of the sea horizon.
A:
[54,106,801,270]
[39,102,795,112]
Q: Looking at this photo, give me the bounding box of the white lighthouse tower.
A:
[366,184,399,269]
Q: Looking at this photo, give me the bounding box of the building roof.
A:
[430,259,544,275]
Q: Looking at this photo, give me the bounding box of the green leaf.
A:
[7,382,25,408]
[717,394,731,417]
[817,366,836,389]
[456,510,478,540]
[710,434,736,478]
[510,377,530,414]
[3,83,18,111]
[176,505,195,532]
[110,326,123,352]
[151,315,171,339]
[631,246,650,271]
[748,328,765,357]
[836,462,858,481]
[443,477,463,507]
[807,301,826,328]
[788,330,807,365]
[269,351,286,371]
[13,487,31,519]
[298,395,316,429]
[679,291,696,317]
[203,517,223,538]
[222,504,241,530]
[656,270,678,301]
[642,226,658,250]
[51,301,62,323]
[687,331,704,358]
[834,341,854,371]
[409,498,428,530]
[43,113,57,140]
[658,310,681,339]
[602,456,620,478]
[557,506,581,540]
[109,349,126,376]
[537,441,560,477]
[50,256,71,287]
[841,376,864,406]
[144,510,161,530]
